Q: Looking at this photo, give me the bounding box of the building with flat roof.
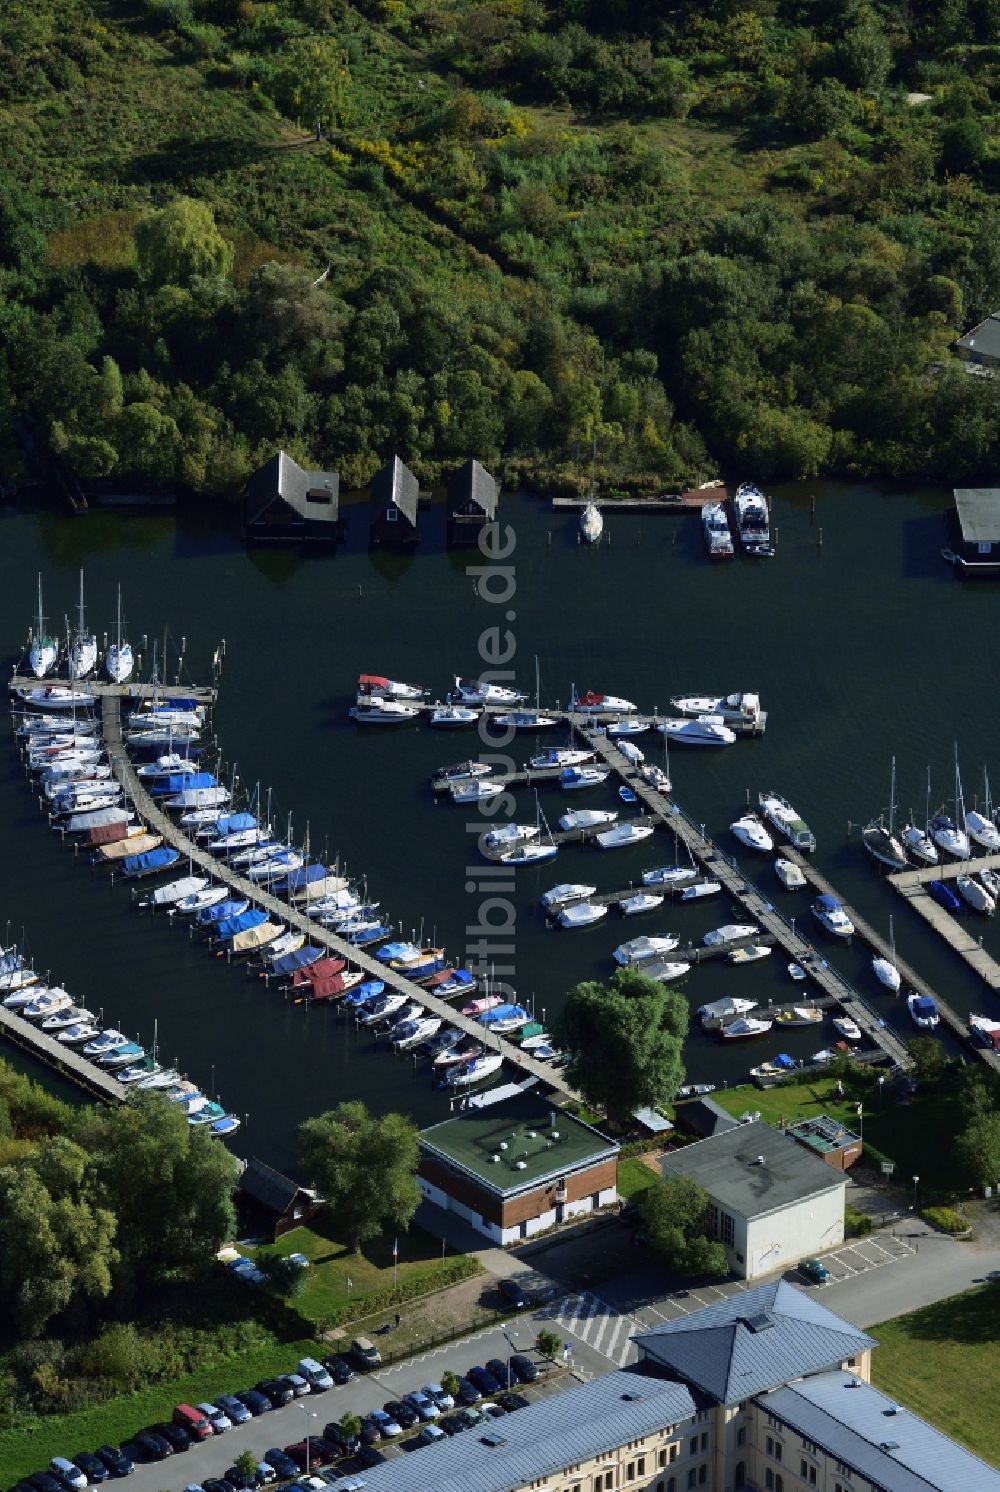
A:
[417,1093,618,1244]
[332,1279,1000,1492]
[785,1113,862,1171]
[659,1120,846,1279]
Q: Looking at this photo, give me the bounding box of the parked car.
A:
[132,1430,173,1461]
[27,1476,62,1492]
[455,1406,484,1430]
[359,1417,383,1446]
[350,1336,382,1369]
[497,1277,531,1311]
[438,1413,464,1437]
[256,1378,295,1408]
[481,1402,507,1419]
[202,1481,237,1492]
[467,1365,502,1395]
[412,1424,446,1449]
[403,1389,440,1421]
[263,1449,299,1479]
[355,1446,386,1469]
[321,1354,354,1385]
[510,1353,540,1384]
[94,1445,134,1477]
[298,1357,334,1392]
[71,1453,109,1485]
[455,1376,482,1405]
[497,1392,531,1413]
[368,1408,402,1438]
[255,1468,276,1487]
[324,1421,359,1456]
[198,1402,231,1434]
[384,1399,419,1430]
[485,1358,512,1387]
[155,1422,191,1454]
[173,1404,213,1442]
[283,1439,329,1470]
[215,1395,252,1426]
[281,1373,311,1399]
[800,1256,832,1285]
[49,1460,87,1492]
[422,1381,454,1411]
[222,1468,257,1491]
[235,1388,272,1416]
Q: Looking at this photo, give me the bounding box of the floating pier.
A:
[550,494,714,514]
[10,674,217,705]
[0,1005,126,1101]
[889,856,1000,992]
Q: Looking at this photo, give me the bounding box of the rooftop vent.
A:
[884,1405,902,1417]
[880,1441,901,1452]
[753,1155,766,1166]
[499,1142,508,1151]
[481,1434,507,1448]
[743,1313,775,1334]
[516,1160,528,1170]
[845,1378,862,1389]
[527,1130,538,1138]
[621,1391,643,1402]
[551,1130,560,1140]
[490,1154,501,1163]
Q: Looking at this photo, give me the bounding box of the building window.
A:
[765,1472,774,1491]
[670,1444,679,1462]
[809,1469,817,1486]
[736,1426,747,1447]
[689,1439,698,1457]
[385,506,398,522]
[766,1437,774,1456]
[700,1432,708,1451]
[638,1458,646,1476]
[687,1472,697,1490]
[801,1439,818,1455]
[836,1466,853,1478]
[659,1450,667,1469]
[734,1463,746,1490]
[720,1211,735,1247]
[775,1478,783,1492]
[605,1474,614,1490]
[627,1463,635,1481]
[698,1467,707,1486]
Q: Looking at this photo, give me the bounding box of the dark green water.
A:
[1,484,995,1171]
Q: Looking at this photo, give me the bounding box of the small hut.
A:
[447,458,499,546]
[242,450,340,543]
[369,456,420,546]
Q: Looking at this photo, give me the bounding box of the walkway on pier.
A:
[782,848,1000,1072]
[11,674,216,705]
[889,854,1000,996]
[0,1005,126,1101]
[583,730,913,1070]
[101,698,580,1102]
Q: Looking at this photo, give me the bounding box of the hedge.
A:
[922,1206,969,1235]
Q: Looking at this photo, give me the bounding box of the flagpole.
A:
[393,1237,398,1291]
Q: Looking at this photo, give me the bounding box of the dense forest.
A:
[4,0,1000,498]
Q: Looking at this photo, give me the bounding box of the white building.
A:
[659,1120,846,1279]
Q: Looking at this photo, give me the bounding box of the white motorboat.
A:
[22,988,73,1021]
[758,791,816,852]
[446,1051,504,1087]
[172,885,228,916]
[595,823,654,850]
[703,923,758,947]
[559,807,617,832]
[450,676,526,706]
[541,883,596,911]
[643,960,691,982]
[720,1015,773,1040]
[139,875,209,909]
[433,759,494,784]
[907,992,940,1029]
[430,705,480,727]
[702,500,734,559]
[483,823,538,850]
[677,1082,716,1098]
[958,874,996,914]
[982,868,1000,899]
[559,901,608,928]
[27,573,58,678]
[560,766,610,791]
[680,880,722,901]
[82,1029,129,1059]
[639,762,672,793]
[642,864,697,888]
[812,894,854,938]
[58,1021,99,1046]
[493,710,558,729]
[501,840,559,866]
[698,996,757,1028]
[614,934,680,966]
[41,1003,93,1031]
[732,483,770,549]
[832,1015,862,1042]
[774,1006,823,1029]
[137,754,200,780]
[731,814,774,853]
[450,778,505,805]
[531,748,594,769]
[787,963,807,981]
[105,584,134,683]
[670,691,762,724]
[619,892,664,916]
[774,857,806,891]
[349,697,420,725]
[68,569,97,680]
[872,913,902,991]
[608,721,649,740]
[750,1056,801,1080]
[580,502,603,543]
[356,673,427,700]
[659,715,736,746]
[394,1015,443,1049]
[728,944,772,965]
[571,690,637,715]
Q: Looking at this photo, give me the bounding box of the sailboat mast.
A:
[889,755,896,835]
[116,585,123,651]
[77,568,85,636]
[955,741,966,830]
[36,573,44,636]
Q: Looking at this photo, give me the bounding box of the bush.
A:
[845,1207,873,1238]
[863,1141,895,1173]
[922,1205,969,1235]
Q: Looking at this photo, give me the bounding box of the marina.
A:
[0,1003,127,1102]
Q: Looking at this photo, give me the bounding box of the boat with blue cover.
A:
[377,941,421,964]
[434,968,477,997]
[123,846,180,878]
[478,1002,531,1033]
[195,897,249,926]
[214,908,267,942]
[344,979,386,1008]
[198,810,256,839]
[929,879,962,913]
[150,772,218,797]
[271,863,329,895]
[347,924,390,947]
[266,946,324,980]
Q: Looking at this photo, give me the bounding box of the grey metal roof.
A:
[633,1279,874,1406]
[956,314,1000,360]
[245,450,339,525]
[448,458,498,518]
[762,1370,1000,1492]
[659,1119,844,1220]
[673,1095,739,1138]
[236,1156,308,1214]
[328,1368,697,1492]
[371,455,420,523]
[953,488,1000,544]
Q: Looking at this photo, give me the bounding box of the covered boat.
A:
[595,823,655,849]
[658,716,736,746]
[558,902,608,928]
[123,846,180,877]
[615,934,680,965]
[698,996,757,1029]
[195,897,249,927]
[214,908,267,942]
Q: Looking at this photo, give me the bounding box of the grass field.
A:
[871,1285,1000,1468]
[618,1155,657,1202]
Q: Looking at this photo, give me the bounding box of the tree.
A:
[340,1411,362,1440]
[906,1036,953,1090]
[298,1102,421,1253]
[275,36,351,131]
[837,6,892,90]
[941,117,986,177]
[535,1328,561,1360]
[234,1449,260,1479]
[257,1252,306,1297]
[135,197,233,288]
[641,1176,728,1278]
[440,1371,459,1401]
[956,1108,1000,1190]
[553,967,686,1127]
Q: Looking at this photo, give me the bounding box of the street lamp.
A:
[501,1328,518,1390]
[912,1175,920,1211]
[302,1407,317,1472]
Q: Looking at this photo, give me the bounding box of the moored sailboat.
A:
[28,574,58,679]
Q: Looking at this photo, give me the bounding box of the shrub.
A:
[922,1205,969,1235]
[845,1206,873,1238]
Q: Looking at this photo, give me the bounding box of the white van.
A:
[298,1355,334,1391]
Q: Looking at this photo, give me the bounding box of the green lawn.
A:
[618,1155,656,1201]
[871,1286,1000,1468]
[254,1221,480,1324]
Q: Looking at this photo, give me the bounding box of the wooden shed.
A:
[447,458,499,546]
[369,456,420,547]
[242,450,341,543]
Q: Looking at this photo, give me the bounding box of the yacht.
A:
[560,766,609,791]
[929,813,970,860]
[957,874,995,915]
[82,1029,129,1059]
[105,585,134,683]
[702,501,734,559]
[658,716,736,747]
[680,880,721,901]
[68,569,97,680]
[616,739,646,764]
[450,778,504,805]
[445,1051,504,1087]
[872,916,901,992]
[493,710,558,729]
[732,483,771,550]
[531,748,594,769]
[832,1015,862,1042]
[615,934,680,966]
[595,823,655,850]
[774,857,807,891]
[812,894,855,939]
[907,992,939,1030]
[670,692,761,725]
[483,823,538,851]
[728,945,772,965]
[430,705,480,727]
[608,721,649,740]
[966,768,1000,852]
[774,1006,824,1029]
[500,840,558,866]
[27,574,58,678]
[450,677,526,706]
[580,503,603,543]
[619,892,664,917]
[703,923,758,947]
[356,673,428,700]
[642,960,691,982]
[719,1015,773,1040]
[559,808,617,832]
[541,883,596,911]
[570,690,637,715]
[558,902,608,929]
[349,697,421,725]
[433,759,494,784]
[730,814,774,853]
[758,791,816,852]
[642,864,697,889]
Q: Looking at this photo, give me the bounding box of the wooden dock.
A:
[100,696,581,1102]
[0,1005,126,1101]
[550,495,712,514]
[582,730,913,1069]
[11,674,217,705]
[783,848,1000,1072]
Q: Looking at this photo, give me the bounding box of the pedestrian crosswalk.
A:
[551,1290,642,1368]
